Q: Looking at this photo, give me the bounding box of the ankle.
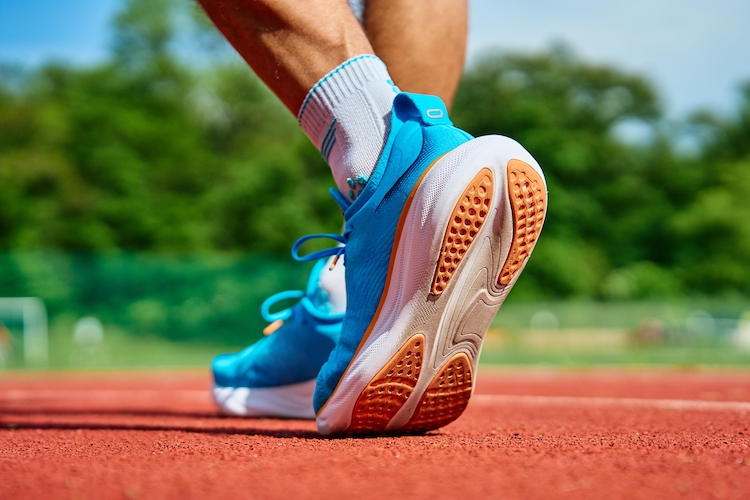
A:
[298,55,399,201]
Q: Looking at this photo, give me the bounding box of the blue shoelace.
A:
[260,287,343,336]
[292,232,348,270]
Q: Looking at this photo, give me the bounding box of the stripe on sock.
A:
[298,55,398,198]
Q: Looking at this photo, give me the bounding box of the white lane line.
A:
[3,390,750,412]
[471,394,750,412]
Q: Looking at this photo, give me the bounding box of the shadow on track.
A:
[0,412,441,439]
[0,408,222,418]
[0,419,321,439]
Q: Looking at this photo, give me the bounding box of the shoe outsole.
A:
[347,168,494,434]
[499,160,547,286]
[401,351,473,432]
[318,136,547,436]
[348,334,424,433]
[401,159,545,433]
[430,168,494,296]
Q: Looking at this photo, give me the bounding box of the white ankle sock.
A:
[298,55,398,201]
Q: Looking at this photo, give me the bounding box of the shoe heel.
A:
[398,157,545,433]
[499,159,547,286]
[401,352,473,432]
[347,334,425,433]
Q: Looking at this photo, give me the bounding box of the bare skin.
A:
[198,0,467,114]
[363,0,467,110]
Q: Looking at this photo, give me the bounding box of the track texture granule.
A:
[2,369,749,499]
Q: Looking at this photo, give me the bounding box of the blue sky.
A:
[2,0,749,119]
[0,0,120,65]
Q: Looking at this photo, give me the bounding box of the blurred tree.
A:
[695,82,750,162]
[1,0,749,305]
[453,47,706,300]
[111,0,176,67]
[0,0,340,254]
[671,155,750,295]
[669,84,750,295]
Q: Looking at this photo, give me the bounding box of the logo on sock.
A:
[298,55,397,201]
[347,175,369,201]
[321,119,338,162]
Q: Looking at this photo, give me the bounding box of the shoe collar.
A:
[329,92,453,217]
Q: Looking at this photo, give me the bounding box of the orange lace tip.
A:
[263,319,284,336]
[329,255,339,271]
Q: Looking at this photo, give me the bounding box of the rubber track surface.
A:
[2,369,750,499]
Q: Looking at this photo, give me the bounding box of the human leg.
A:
[205,0,465,420]
[363,0,468,108]
[197,0,468,113]
[198,0,372,114]
[200,0,547,434]
[198,0,468,197]
[200,0,398,198]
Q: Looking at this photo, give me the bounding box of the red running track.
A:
[1,369,750,499]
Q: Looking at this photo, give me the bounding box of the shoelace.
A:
[291,232,348,270]
[261,290,304,335]
[261,226,351,336]
[260,285,344,336]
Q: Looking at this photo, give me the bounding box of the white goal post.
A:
[0,298,48,367]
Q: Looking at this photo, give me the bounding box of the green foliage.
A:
[0,29,340,253]
[1,0,750,330]
[670,156,750,294]
[694,82,750,162]
[454,47,750,299]
[0,251,309,345]
[112,0,177,65]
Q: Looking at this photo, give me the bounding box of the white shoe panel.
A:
[213,379,316,420]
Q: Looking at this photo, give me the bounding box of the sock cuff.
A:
[298,55,392,148]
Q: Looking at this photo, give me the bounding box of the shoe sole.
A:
[213,380,316,419]
[316,136,547,435]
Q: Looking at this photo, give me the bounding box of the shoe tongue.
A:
[313,255,347,314]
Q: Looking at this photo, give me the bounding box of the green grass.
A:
[479,343,750,368]
[480,299,750,368]
[490,299,750,330]
[41,333,750,370]
[1,315,232,371]
[48,330,230,370]
[3,300,750,371]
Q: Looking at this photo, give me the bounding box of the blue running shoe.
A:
[212,258,344,419]
[293,93,547,435]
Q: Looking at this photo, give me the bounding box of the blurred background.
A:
[1,0,750,370]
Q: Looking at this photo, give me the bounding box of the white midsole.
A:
[213,379,316,419]
[316,135,546,435]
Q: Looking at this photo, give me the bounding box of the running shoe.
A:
[294,93,547,435]
[212,258,345,419]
